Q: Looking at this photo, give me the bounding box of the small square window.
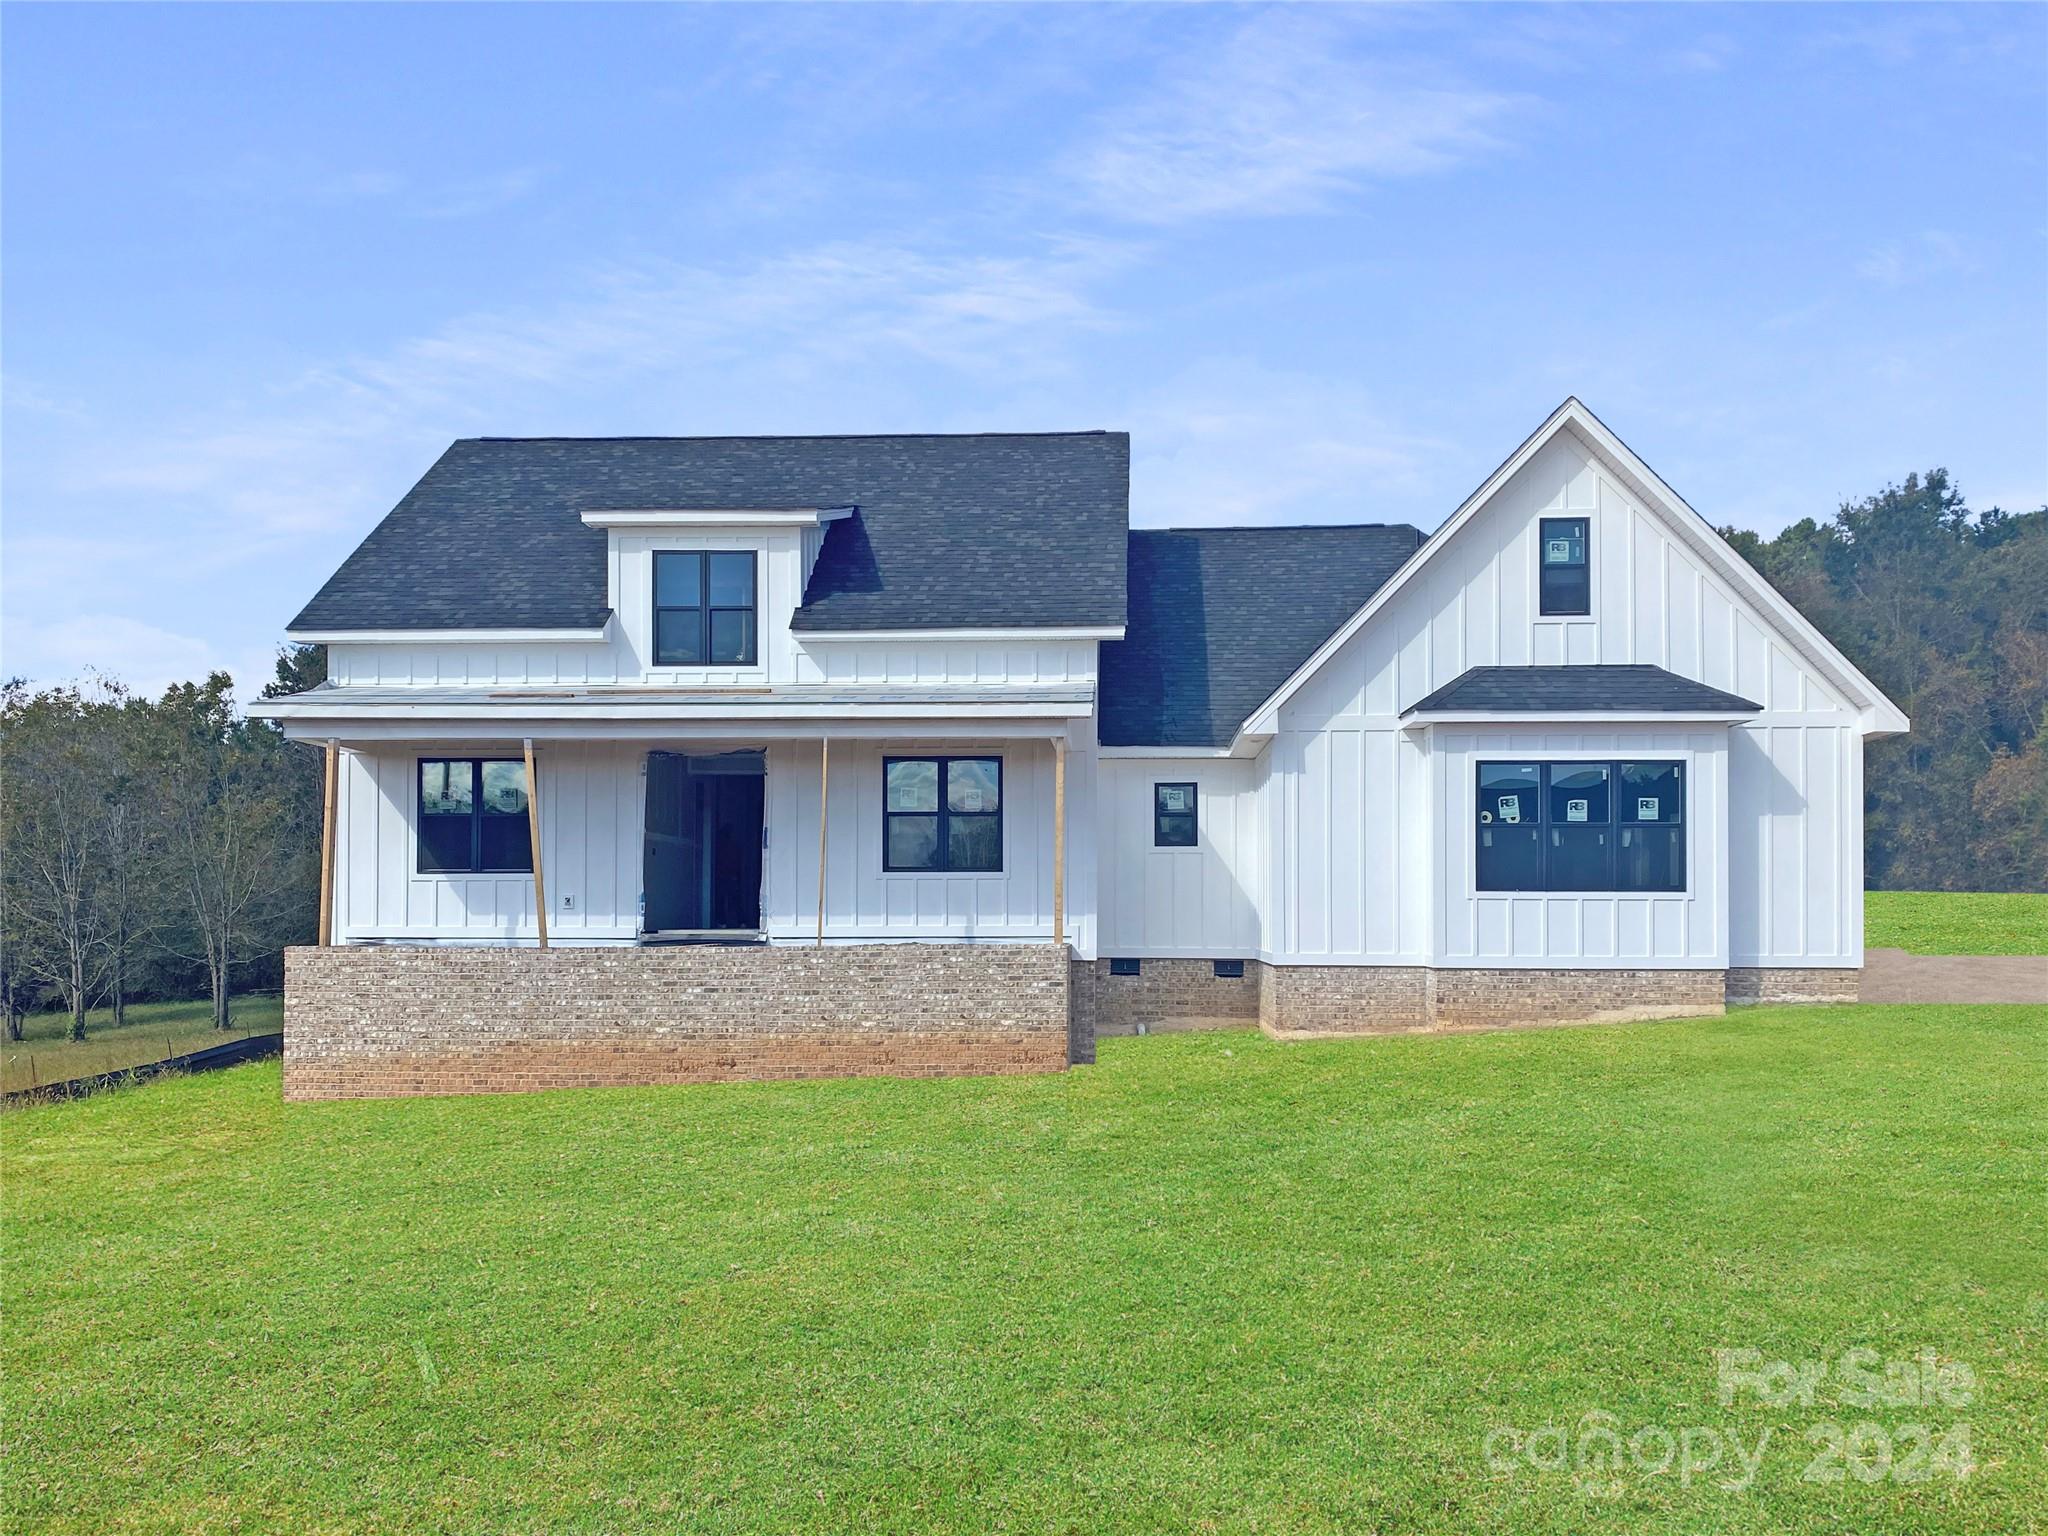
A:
[1212,960,1245,979]
[1109,958,1141,977]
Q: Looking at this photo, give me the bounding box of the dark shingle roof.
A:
[1405,665,1761,716]
[1098,524,1425,748]
[289,432,1129,633]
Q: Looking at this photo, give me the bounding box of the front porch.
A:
[282,941,1078,1100]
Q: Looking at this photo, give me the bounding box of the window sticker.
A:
[958,787,984,812]
[1159,786,1191,813]
[1546,538,1572,564]
[1637,796,1661,822]
[1498,794,1521,824]
[1566,798,1588,823]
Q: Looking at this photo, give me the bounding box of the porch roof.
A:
[249,681,1093,741]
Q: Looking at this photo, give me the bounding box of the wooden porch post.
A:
[524,738,549,949]
[1052,734,1066,949]
[816,736,830,946]
[318,739,339,946]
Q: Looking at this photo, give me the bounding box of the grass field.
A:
[1866,891,2047,956]
[0,996,280,1094]
[6,1004,2044,1534]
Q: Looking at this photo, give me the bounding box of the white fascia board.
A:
[286,625,613,644]
[1238,398,1911,741]
[579,506,854,529]
[793,626,1125,642]
[1399,710,1754,730]
[248,699,1091,725]
[1096,745,1238,759]
[268,718,1082,745]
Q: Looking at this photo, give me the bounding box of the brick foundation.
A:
[1256,964,1726,1037]
[1725,967,1861,1004]
[283,943,1071,1101]
[1091,957,1260,1036]
[1259,964,1432,1036]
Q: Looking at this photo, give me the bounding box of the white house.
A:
[251,400,1908,1098]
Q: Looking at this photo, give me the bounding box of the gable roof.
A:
[288,432,1130,635]
[1406,665,1760,717]
[1098,524,1425,748]
[1240,399,1912,741]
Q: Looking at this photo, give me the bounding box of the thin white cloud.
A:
[1128,360,1449,529]
[1857,230,1972,289]
[0,613,277,703]
[1066,14,1520,225]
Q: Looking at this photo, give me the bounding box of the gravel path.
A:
[1862,948,2048,1004]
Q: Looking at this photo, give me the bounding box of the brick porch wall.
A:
[283,943,1070,1101]
[1255,964,1726,1036]
[1725,967,1861,1004]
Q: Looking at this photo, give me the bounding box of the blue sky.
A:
[4,2,2043,696]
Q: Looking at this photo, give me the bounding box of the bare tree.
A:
[1,681,115,1039]
[154,674,315,1030]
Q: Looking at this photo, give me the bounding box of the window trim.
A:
[652,549,759,668]
[881,755,1005,873]
[1474,758,1687,894]
[1153,781,1199,848]
[416,757,533,875]
[1537,515,1592,617]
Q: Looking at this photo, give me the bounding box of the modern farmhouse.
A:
[251,399,1909,1099]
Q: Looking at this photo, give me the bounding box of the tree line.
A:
[0,650,326,1041]
[1721,470,2045,892]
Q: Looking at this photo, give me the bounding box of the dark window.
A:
[1476,760,1684,892]
[1213,959,1245,979]
[654,551,757,666]
[1154,781,1198,846]
[1109,957,1141,977]
[418,758,532,874]
[1539,517,1590,616]
[884,757,1002,872]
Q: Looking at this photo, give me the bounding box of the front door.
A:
[643,751,765,935]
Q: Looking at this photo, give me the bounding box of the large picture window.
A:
[884,757,1002,872]
[418,758,532,874]
[654,550,757,666]
[1539,516,1590,616]
[1475,760,1684,892]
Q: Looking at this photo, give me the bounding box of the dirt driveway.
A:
[1863,948,2048,1004]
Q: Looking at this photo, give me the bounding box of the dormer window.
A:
[655,551,757,666]
[1539,517,1590,616]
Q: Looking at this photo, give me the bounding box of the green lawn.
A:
[1,996,280,1095]
[6,1007,2044,1534]
[1867,892,2048,956]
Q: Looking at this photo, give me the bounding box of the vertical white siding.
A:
[1265,433,1862,969]
[1096,758,1260,957]
[762,738,1066,943]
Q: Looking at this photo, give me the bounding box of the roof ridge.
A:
[459,430,1119,444]
[1136,521,1423,535]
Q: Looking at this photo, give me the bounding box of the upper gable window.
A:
[1539,517,1590,616]
[655,551,757,666]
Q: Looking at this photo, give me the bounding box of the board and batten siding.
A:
[1266,432,1862,970]
[329,734,1096,952]
[1095,758,1260,958]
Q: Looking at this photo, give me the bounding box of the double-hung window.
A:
[883,757,1002,872]
[418,758,532,873]
[1539,517,1590,616]
[1153,782,1198,846]
[1475,760,1684,892]
[654,551,757,666]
